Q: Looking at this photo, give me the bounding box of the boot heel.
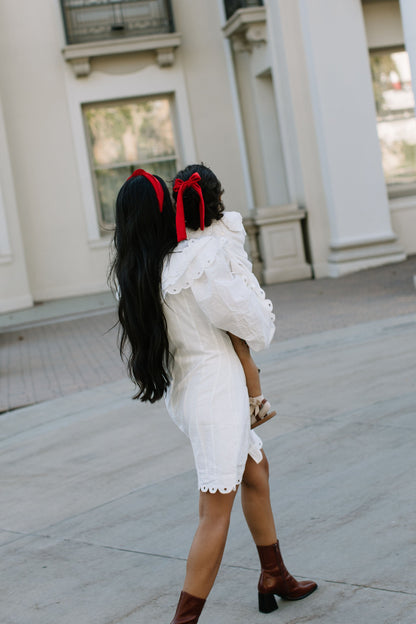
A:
[258,592,278,613]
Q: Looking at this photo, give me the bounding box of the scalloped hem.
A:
[199,478,241,494]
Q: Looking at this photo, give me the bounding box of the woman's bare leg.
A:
[241,451,277,545]
[182,489,238,598]
[241,451,318,607]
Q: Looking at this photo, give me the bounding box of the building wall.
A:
[0,95,33,313]
[0,0,415,312]
[0,0,112,303]
[0,0,250,310]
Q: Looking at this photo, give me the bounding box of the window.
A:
[370,49,416,195]
[224,0,263,21]
[61,0,174,45]
[84,97,178,228]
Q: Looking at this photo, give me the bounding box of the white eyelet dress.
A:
[161,212,276,494]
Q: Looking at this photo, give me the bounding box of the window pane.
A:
[84,97,178,227]
[370,50,416,186]
[95,166,131,226]
[85,99,176,166]
[145,158,177,182]
[95,160,177,226]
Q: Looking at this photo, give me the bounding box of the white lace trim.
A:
[162,236,227,296]
[162,237,276,322]
[162,231,275,326]
[238,270,275,321]
[199,478,242,494]
[198,437,263,493]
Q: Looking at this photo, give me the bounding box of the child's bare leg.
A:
[228,332,261,396]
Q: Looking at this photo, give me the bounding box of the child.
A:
[173,164,276,429]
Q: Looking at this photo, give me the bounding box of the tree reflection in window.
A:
[84,97,177,228]
[370,50,416,191]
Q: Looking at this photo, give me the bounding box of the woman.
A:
[110,166,317,623]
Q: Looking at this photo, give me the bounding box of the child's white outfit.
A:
[161,212,275,493]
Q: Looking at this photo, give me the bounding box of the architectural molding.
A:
[223,7,267,52]
[254,204,312,284]
[63,61,197,243]
[62,33,182,77]
[0,294,33,315]
[242,216,262,281]
[327,234,406,277]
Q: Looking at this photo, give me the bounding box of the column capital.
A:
[223,7,267,53]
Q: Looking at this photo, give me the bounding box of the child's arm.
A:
[228,332,277,428]
[227,332,261,397]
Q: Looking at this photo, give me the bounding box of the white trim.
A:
[0,294,33,314]
[62,33,182,60]
[63,61,197,243]
[330,232,398,250]
[31,280,110,302]
[88,236,112,249]
[63,33,182,76]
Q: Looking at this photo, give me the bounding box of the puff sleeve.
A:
[190,241,275,351]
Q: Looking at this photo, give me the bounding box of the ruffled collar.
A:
[186,211,243,240]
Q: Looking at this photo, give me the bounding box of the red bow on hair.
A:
[127,169,164,213]
[173,172,205,242]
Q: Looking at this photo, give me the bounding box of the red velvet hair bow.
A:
[127,169,164,213]
[173,172,205,242]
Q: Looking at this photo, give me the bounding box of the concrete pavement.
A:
[1,306,416,622]
[1,255,416,414]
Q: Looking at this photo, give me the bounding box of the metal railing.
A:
[224,0,264,21]
[60,0,175,45]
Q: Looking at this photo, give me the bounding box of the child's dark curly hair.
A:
[172,164,224,230]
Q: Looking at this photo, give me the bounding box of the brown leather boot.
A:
[257,541,317,613]
[170,591,206,624]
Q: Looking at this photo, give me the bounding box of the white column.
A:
[399,0,416,116]
[296,0,405,276]
[216,0,255,213]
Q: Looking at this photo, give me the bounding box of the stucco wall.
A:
[0,95,33,313]
[0,0,414,311]
[0,0,250,305]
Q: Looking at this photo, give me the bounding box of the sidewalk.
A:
[1,256,416,414]
[1,258,416,623]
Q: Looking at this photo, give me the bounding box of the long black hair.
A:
[173,164,224,229]
[108,174,177,402]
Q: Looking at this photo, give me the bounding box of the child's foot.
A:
[250,395,277,429]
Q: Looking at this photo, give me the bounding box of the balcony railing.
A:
[60,0,175,45]
[224,0,263,21]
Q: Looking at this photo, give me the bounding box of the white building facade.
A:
[1,0,415,312]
